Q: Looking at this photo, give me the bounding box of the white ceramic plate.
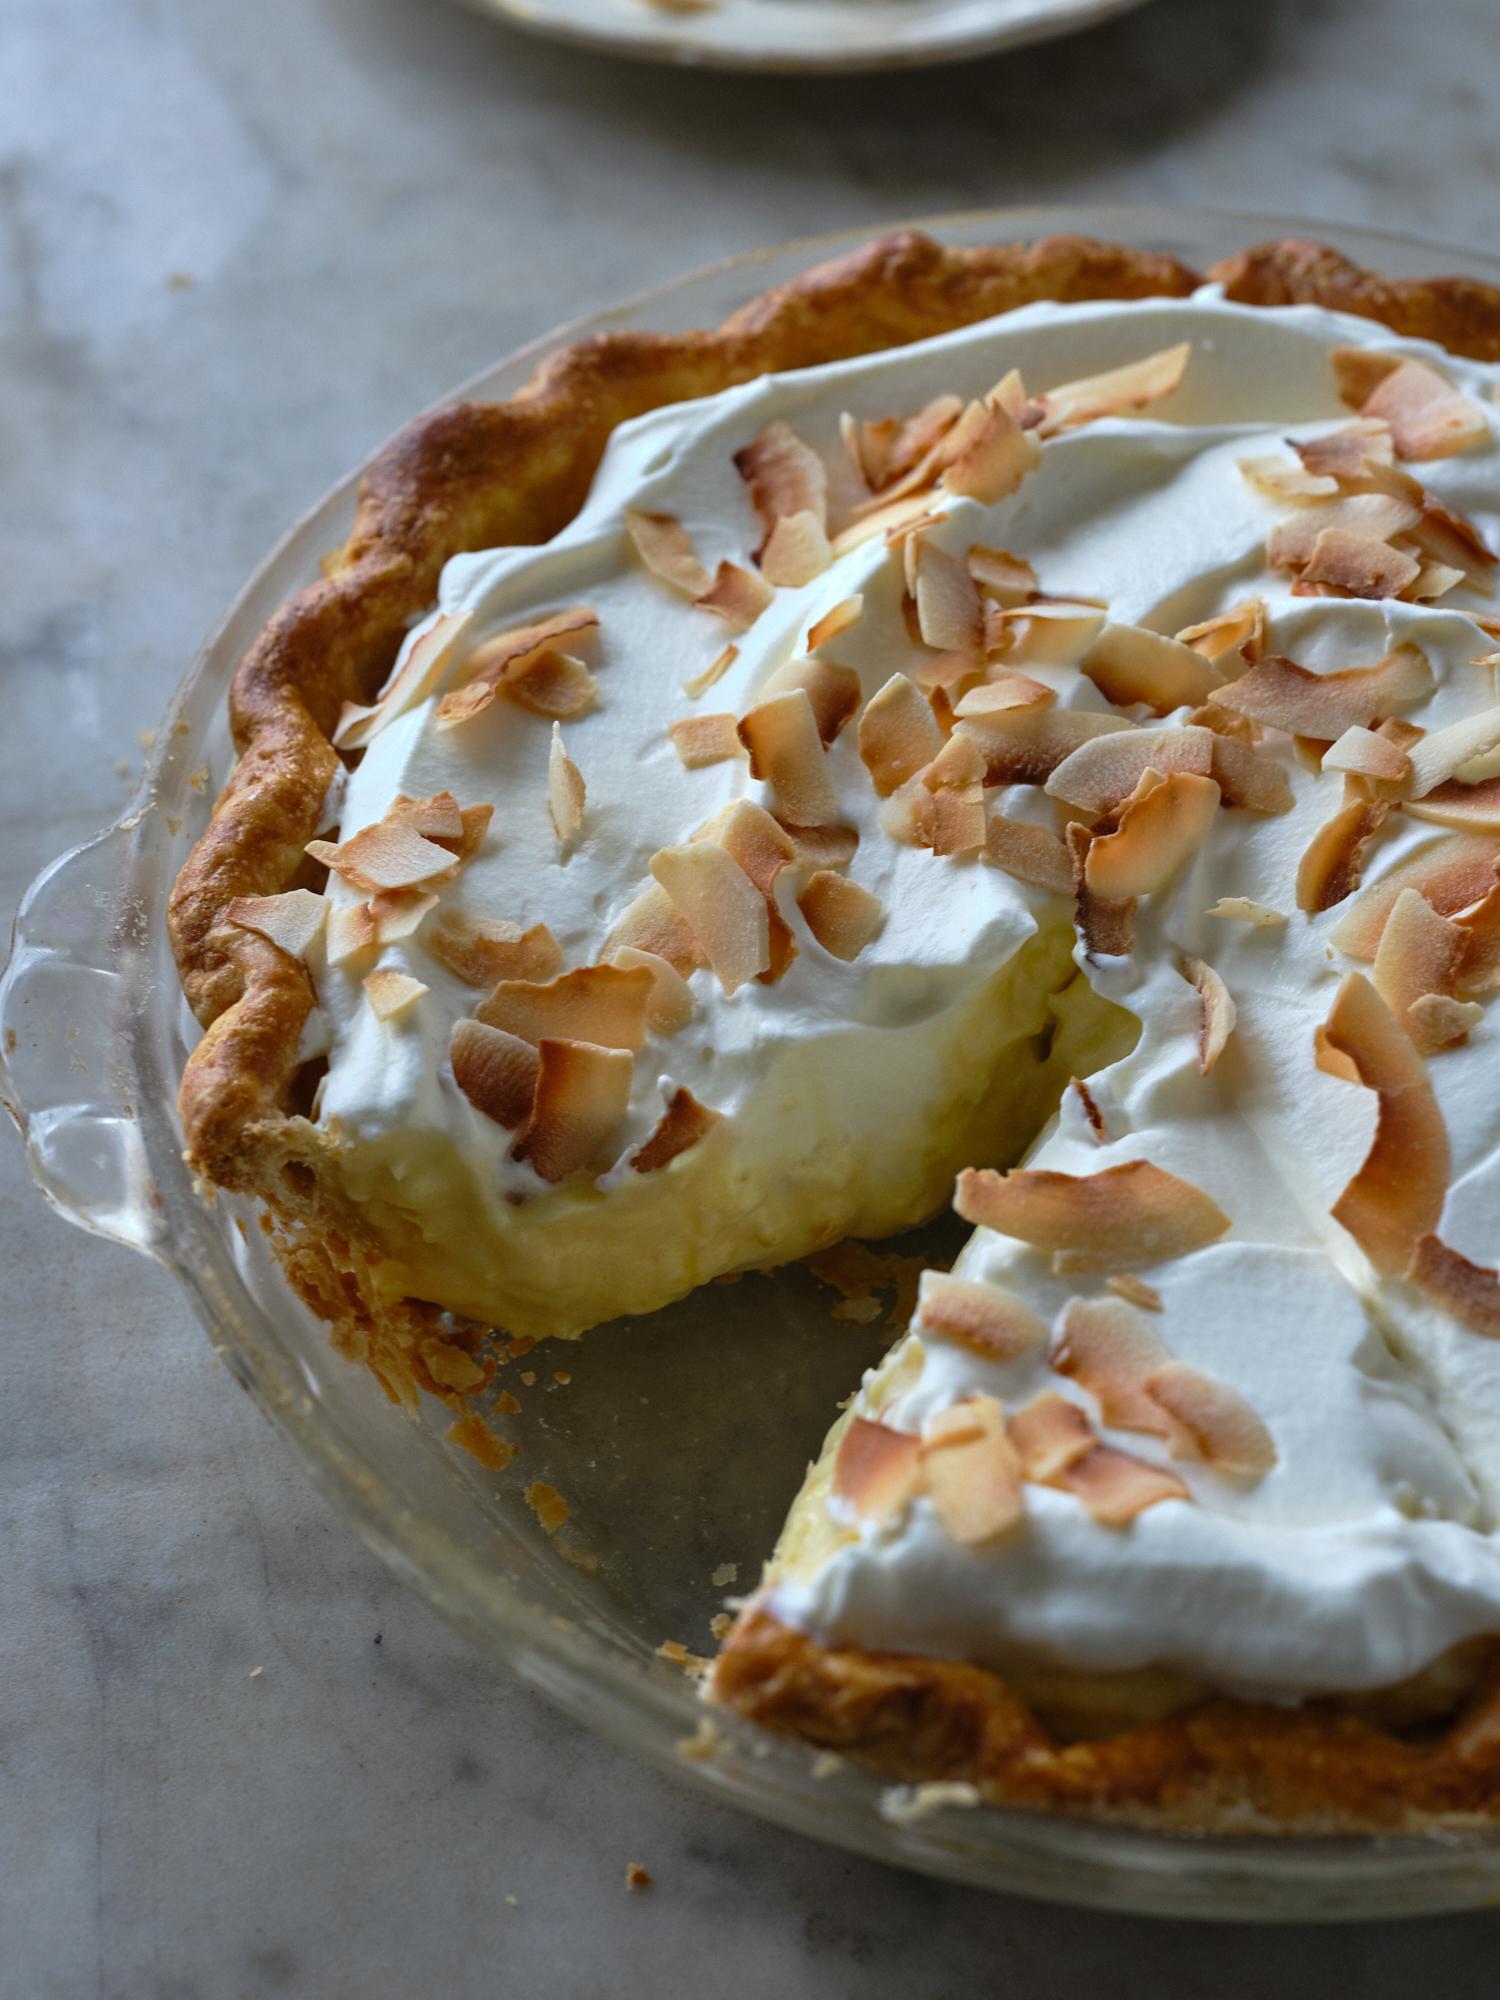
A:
[456,0,1151,76]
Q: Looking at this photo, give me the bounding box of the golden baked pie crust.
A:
[168,231,1500,1824]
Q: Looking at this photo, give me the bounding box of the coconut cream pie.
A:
[171,233,1500,1824]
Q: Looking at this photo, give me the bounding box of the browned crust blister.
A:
[170,231,1500,1826]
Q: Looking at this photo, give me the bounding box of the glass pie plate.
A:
[8,204,1500,1921]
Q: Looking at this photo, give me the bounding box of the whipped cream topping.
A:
[312,283,1500,1699]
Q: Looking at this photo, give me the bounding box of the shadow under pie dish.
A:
[167,227,1500,1832]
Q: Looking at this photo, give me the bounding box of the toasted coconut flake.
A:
[325,900,376,965]
[738,689,839,826]
[388,791,465,840]
[547,724,586,844]
[761,510,832,589]
[858,673,944,796]
[362,889,436,948]
[911,536,983,660]
[989,366,1043,427]
[1207,896,1286,927]
[505,651,598,720]
[1081,624,1223,712]
[1175,599,1266,666]
[450,804,495,867]
[331,701,380,750]
[962,704,1133,787]
[1329,346,1404,408]
[1295,419,1395,479]
[833,1418,922,1523]
[876,395,965,489]
[683,643,738,700]
[436,609,597,730]
[735,421,828,554]
[1183,957,1236,1075]
[966,546,1037,605]
[225,889,327,962]
[1051,1296,1176,1438]
[1408,1234,1500,1339]
[797,871,884,960]
[926,783,987,856]
[697,797,796,895]
[1107,1274,1163,1312]
[1455,883,1500,996]
[759,657,861,745]
[1314,1023,1362,1083]
[695,560,775,632]
[920,1396,1025,1545]
[1008,1393,1096,1482]
[1372,887,1467,1049]
[829,492,939,559]
[337,611,476,747]
[983,812,1075,897]
[1299,529,1422,600]
[1060,1446,1190,1525]
[941,402,1040,504]
[1266,493,1421,575]
[478,963,653,1052]
[450,1018,540,1130]
[1407,494,1496,583]
[1406,705,1500,800]
[607,945,694,1036]
[602,882,706,977]
[362,968,427,1021]
[1210,732,1295,816]
[922,730,989,790]
[517,1038,634,1183]
[425,912,562,988]
[668,713,744,769]
[853,404,974,512]
[1238,454,1337,502]
[624,509,712,599]
[989,600,1108,668]
[1329,836,1500,959]
[630,1086,720,1173]
[1406,561,1467,603]
[1036,342,1190,436]
[1045,724,1214,814]
[1084,773,1221,901]
[1323,725,1413,788]
[776,819,858,871]
[1408,993,1483,1049]
[307,820,456,893]
[1322,972,1450,1275]
[1068,821,1135,958]
[1143,1362,1276,1478]
[651,841,770,995]
[803,596,863,656]
[1296,797,1389,913]
[762,901,798,986]
[954,675,1053,720]
[956,1159,1229,1272]
[1407,775,1500,833]
[917,1274,1046,1361]
[1213,645,1433,738]
[1358,357,1491,462]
